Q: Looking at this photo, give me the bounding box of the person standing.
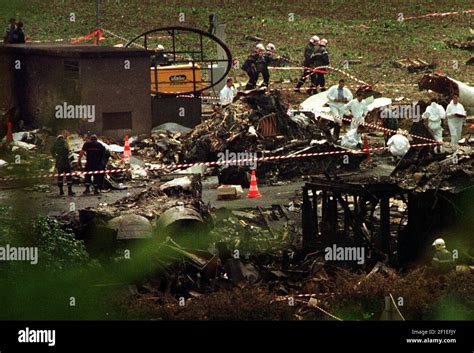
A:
[51,135,75,196]
[242,43,265,90]
[3,18,15,44]
[10,21,25,44]
[311,38,330,91]
[219,77,236,105]
[327,79,353,140]
[422,98,446,142]
[78,134,105,195]
[295,36,319,94]
[446,94,467,145]
[346,92,368,130]
[259,43,277,88]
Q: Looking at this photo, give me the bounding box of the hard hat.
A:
[319,38,328,46]
[266,43,276,51]
[432,238,446,250]
[256,43,265,51]
[309,35,320,44]
[156,44,165,51]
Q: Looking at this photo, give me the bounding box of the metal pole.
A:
[96,0,101,45]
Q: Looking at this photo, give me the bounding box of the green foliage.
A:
[33,217,90,270]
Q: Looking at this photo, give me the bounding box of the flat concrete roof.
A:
[0,43,150,58]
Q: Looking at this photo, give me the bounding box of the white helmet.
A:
[319,38,328,46]
[309,35,320,44]
[266,43,276,51]
[256,43,265,51]
[156,44,165,51]
[432,238,446,250]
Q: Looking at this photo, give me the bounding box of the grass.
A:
[0,0,472,99]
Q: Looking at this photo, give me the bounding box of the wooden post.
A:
[302,187,316,249]
[380,196,390,254]
[312,188,319,236]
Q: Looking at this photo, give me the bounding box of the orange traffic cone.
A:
[363,134,371,161]
[247,170,262,198]
[6,122,13,142]
[122,135,131,164]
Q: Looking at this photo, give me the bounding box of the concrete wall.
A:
[22,55,83,131]
[80,56,152,139]
[0,51,16,112]
[0,45,152,139]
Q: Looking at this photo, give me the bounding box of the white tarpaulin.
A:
[299,92,392,122]
[367,97,392,111]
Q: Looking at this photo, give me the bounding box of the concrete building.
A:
[0,44,152,139]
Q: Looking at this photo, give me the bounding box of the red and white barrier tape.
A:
[70,29,103,45]
[0,143,438,182]
[403,9,474,21]
[175,94,220,100]
[316,110,440,145]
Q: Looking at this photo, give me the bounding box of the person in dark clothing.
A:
[10,21,25,44]
[311,38,329,90]
[78,134,105,195]
[151,44,170,66]
[99,148,111,191]
[51,135,75,196]
[258,43,277,88]
[242,44,265,90]
[3,18,16,44]
[295,36,319,95]
[431,238,455,274]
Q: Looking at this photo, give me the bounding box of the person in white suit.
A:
[346,92,368,130]
[446,94,467,145]
[422,99,446,142]
[326,79,353,140]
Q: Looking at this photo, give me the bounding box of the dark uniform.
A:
[311,44,329,89]
[81,139,105,194]
[258,51,276,87]
[151,52,170,66]
[295,43,318,93]
[10,26,25,44]
[3,25,15,44]
[51,136,74,196]
[242,52,263,90]
[431,249,454,273]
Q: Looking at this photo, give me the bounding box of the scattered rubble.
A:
[446,39,474,51]
[393,58,436,73]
